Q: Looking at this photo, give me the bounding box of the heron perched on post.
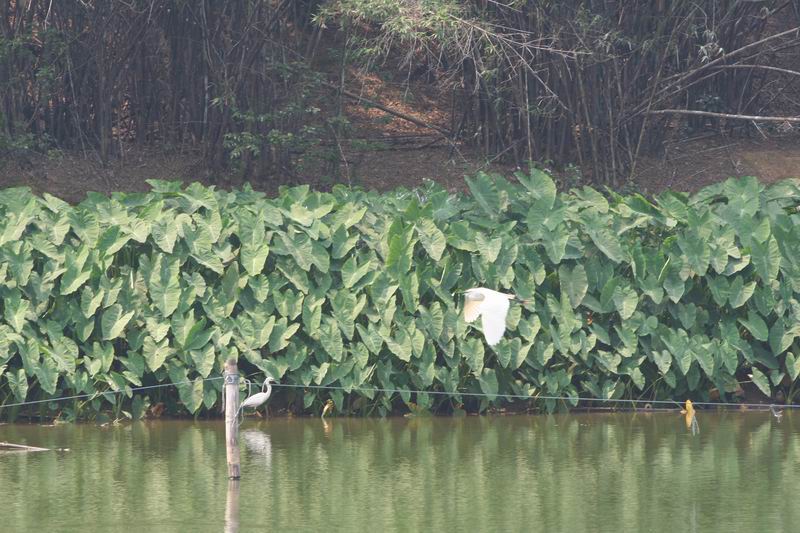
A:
[463,287,527,346]
[237,377,277,419]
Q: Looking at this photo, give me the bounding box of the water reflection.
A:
[241,429,272,466]
[224,480,239,533]
[1,413,799,532]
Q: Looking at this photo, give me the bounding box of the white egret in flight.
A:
[237,377,277,419]
[463,287,527,346]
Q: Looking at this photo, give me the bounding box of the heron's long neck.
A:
[264,382,272,396]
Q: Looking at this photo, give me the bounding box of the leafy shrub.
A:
[1,173,800,419]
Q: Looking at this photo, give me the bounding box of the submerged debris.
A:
[0,441,51,452]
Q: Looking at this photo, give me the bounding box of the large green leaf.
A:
[559,264,588,308]
[60,247,92,295]
[663,273,685,303]
[143,336,172,372]
[738,312,768,342]
[383,327,413,362]
[416,218,447,261]
[542,224,569,264]
[184,221,224,274]
[101,304,135,341]
[466,172,507,217]
[518,168,556,209]
[750,235,781,283]
[4,242,34,286]
[35,356,59,395]
[4,291,30,333]
[152,216,178,253]
[478,368,499,401]
[749,367,771,396]
[786,351,800,381]
[331,226,358,259]
[148,255,181,318]
[98,226,131,257]
[652,350,672,375]
[80,286,105,319]
[7,367,28,401]
[269,318,300,353]
[341,255,373,289]
[235,313,275,351]
[706,276,730,307]
[678,233,710,275]
[586,227,625,264]
[190,344,215,378]
[475,233,503,263]
[612,286,638,320]
[237,211,270,276]
[67,209,99,244]
[728,277,756,309]
[768,319,796,357]
[463,338,485,372]
[319,317,344,362]
[385,225,416,276]
[180,378,205,414]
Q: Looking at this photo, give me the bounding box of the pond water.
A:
[1,411,797,532]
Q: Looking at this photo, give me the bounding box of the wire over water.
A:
[0,376,225,409]
[270,382,800,410]
[1,374,797,411]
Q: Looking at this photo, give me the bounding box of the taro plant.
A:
[1,172,800,420]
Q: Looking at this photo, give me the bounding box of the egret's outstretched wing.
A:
[479,293,511,345]
[464,299,483,323]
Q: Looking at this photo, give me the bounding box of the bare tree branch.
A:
[648,109,800,123]
[715,64,800,77]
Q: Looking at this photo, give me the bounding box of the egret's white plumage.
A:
[237,377,277,417]
[463,288,516,346]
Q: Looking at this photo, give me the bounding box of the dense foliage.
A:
[3,1,798,183]
[324,0,796,182]
[2,173,800,420]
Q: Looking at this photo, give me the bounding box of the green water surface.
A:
[1,412,797,532]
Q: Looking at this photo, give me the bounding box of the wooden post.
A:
[224,359,241,479]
